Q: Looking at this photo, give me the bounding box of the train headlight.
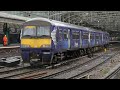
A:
[21,44,30,48]
[41,44,51,48]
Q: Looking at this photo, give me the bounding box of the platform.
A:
[0,44,20,49]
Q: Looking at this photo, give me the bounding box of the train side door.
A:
[80,30,82,48]
[82,31,89,48]
[63,28,69,49]
[90,32,95,47]
[68,29,71,49]
[100,33,102,45]
[102,33,103,45]
[95,33,100,46]
[58,28,63,50]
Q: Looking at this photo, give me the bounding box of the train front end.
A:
[20,19,54,66]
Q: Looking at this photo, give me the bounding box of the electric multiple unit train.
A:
[20,17,109,66]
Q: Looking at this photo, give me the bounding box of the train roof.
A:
[25,17,107,33]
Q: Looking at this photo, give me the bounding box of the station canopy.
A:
[0,12,30,24]
[1,11,120,32]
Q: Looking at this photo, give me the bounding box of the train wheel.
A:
[75,51,77,57]
[30,62,36,67]
[91,48,94,57]
[52,55,58,64]
[29,60,40,67]
[87,48,92,58]
[80,49,83,56]
[64,52,68,59]
[74,51,77,58]
[50,55,58,69]
[77,50,80,57]
[81,50,83,56]
[83,49,86,56]
[72,52,75,58]
[60,53,63,61]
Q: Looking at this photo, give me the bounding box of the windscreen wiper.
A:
[22,35,34,38]
[38,35,51,38]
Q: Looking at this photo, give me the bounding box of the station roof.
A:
[1,11,120,31]
[0,12,30,24]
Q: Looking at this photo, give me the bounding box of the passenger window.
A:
[59,29,63,41]
[103,35,106,40]
[100,34,102,40]
[90,34,94,39]
[96,35,99,39]
[63,30,68,40]
[72,32,76,39]
[76,34,79,39]
[72,31,79,39]
[72,35,75,39]
[83,32,88,39]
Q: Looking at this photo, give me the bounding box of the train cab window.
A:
[37,26,50,36]
[23,26,36,37]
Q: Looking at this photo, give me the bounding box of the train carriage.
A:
[20,17,109,66]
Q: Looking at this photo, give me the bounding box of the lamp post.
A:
[98,20,99,28]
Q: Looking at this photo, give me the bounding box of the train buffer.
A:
[0,56,21,66]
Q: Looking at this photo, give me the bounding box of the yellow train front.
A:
[20,18,53,66]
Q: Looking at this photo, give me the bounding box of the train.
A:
[20,17,109,66]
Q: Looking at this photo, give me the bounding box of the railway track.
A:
[2,56,90,79]
[0,65,29,74]
[0,53,117,79]
[2,67,45,79]
[0,65,32,78]
[69,52,120,79]
[39,51,120,79]
[19,71,47,79]
[1,52,103,79]
[1,44,120,79]
[104,65,120,79]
